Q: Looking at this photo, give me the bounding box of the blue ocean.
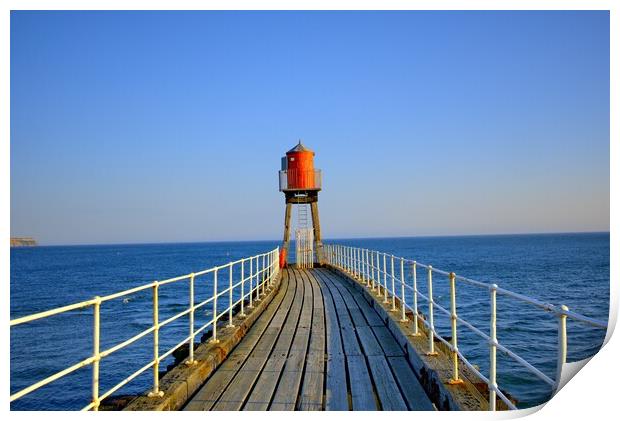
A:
[10,233,609,410]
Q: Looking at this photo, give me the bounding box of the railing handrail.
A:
[10,247,280,410]
[323,244,607,411]
[336,248,606,327]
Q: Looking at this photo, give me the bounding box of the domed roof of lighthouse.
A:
[287,140,313,154]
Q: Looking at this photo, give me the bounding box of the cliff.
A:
[10,237,37,247]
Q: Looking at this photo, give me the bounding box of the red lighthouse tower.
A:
[279,141,323,267]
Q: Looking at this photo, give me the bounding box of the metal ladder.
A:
[295,204,313,268]
[297,203,309,229]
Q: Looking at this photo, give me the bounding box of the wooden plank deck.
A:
[184,267,434,411]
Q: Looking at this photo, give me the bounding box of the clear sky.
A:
[10,11,609,245]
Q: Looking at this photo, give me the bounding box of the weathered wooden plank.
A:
[348,308,368,326]
[313,270,348,410]
[321,269,384,327]
[387,356,435,411]
[340,325,361,356]
[318,272,361,356]
[366,356,408,410]
[185,269,294,411]
[325,355,348,410]
[298,356,323,410]
[270,278,313,408]
[270,269,314,410]
[330,293,353,329]
[213,270,303,410]
[355,325,384,356]
[298,271,325,410]
[347,355,377,411]
[306,271,325,355]
[336,277,385,327]
[372,326,405,357]
[314,272,343,356]
[183,351,249,410]
[242,269,307,410]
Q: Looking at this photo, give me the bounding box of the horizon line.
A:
[14,229,610,248]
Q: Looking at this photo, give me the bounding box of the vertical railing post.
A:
[449,272,462,384]
[91,297,101,410]
[334,245,337,268]
[274,249,278,282]
[349,247,353,274]
[335,245,338,268]
[269,251,273,282]
[365,249,370,287]
[351,247,354,275]
[383,254,389,304]
[400,258,407,322]
[376,252,382,297]
[349,247,355,276]
[248,257,254,308]
[361,249,366,286]
[370,250,375,291]
[336,245,339,268]
[390,255,396,311]
[358,248,362,281]
[268,251,272,284]
[554,304,569,394]
[148,281,164,397]
[426,267,437,356]
[412,262,420,336]
[328,245,332,265]
[255,256,261,302]
[348,247,351,273]
[227,263,234,328]
[187,273,197,365]
[262,254,266,296]
[240,261,246,317]
[489,284,498,410]
[211,270,219,343]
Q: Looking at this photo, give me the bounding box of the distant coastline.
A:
[10,237,37,247]
[15,230,609,248]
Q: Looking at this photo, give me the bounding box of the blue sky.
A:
[10,11,609,245]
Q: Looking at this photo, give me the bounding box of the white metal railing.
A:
[10,248,280,411]
[323,244,607,411]
[278,168,322,191]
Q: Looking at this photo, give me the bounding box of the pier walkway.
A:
[184,267,434,411]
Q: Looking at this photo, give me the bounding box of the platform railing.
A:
[278,168,322,191]
[10,248,280,411]
[323,244,607,411]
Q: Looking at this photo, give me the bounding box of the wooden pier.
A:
[184,268,434,411]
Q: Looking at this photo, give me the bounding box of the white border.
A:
[2,2,616,421]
